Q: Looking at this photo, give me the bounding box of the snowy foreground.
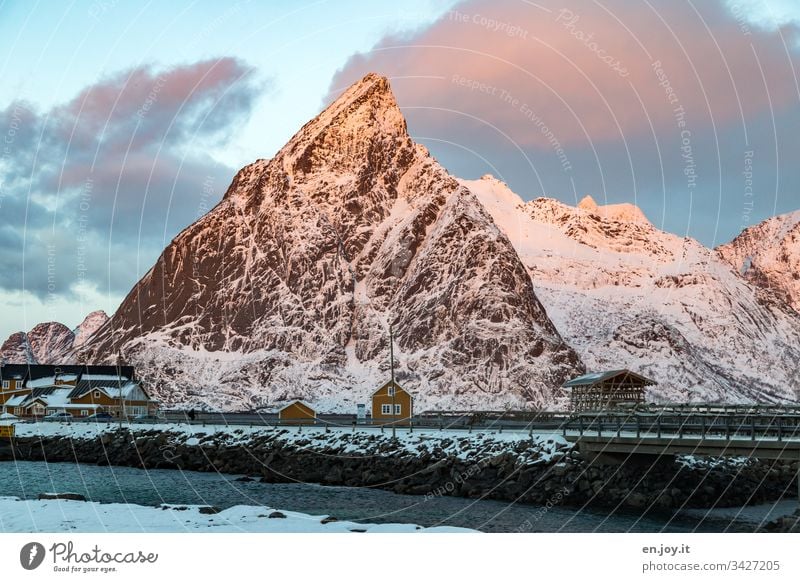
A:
[0,497,474,533]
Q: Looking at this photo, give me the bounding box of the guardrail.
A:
[12,405,800,436]
[564,411,800,441]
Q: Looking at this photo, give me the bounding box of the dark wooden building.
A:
[563,369,656,411]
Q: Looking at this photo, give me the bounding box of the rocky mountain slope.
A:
[717,210,800,313]
[71,310,110,349]
[0,322,74,365]
[0,311,109,365]
[79,74,582,412]
[465,175,800,403]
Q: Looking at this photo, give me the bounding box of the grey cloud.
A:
[0,57,266,300]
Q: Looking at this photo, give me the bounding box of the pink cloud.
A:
[329,0,800,148]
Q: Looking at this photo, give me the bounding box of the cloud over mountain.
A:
[0,57,264,302]
[328,0,800,246]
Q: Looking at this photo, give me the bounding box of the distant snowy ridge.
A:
[464,175,800,404]
[0,311,109,365]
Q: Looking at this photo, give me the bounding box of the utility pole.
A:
[116,351,124,428]
[390,323,396,439]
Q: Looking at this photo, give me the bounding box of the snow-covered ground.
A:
[0,497,474,533]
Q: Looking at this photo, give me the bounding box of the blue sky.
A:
[0,0,798,340]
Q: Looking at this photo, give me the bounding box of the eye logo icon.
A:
[20,542,46,570]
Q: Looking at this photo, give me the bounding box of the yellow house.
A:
[278,400,317,424]
[371,380,413,425]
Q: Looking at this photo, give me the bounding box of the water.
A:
[0,461,781,532]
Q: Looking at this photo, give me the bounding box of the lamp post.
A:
[389,323,396,439]
[116,352,124,428]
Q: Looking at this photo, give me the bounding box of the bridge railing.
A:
[563,411,800,441]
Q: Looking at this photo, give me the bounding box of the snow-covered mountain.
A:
[79,73,582,412]
[717,211,800,313]
[72,310,110,349]
[0,322,74,364]
[0,332,36,364]
[465,175,800,403]
[0,311,109,365]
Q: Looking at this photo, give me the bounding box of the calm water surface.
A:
[0,461,778,532]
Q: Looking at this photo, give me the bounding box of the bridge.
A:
[562,406,800,499]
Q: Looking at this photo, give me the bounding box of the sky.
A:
[0,0,799,340]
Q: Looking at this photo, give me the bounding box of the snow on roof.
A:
[562,369,657,387]
[30,388,74,408]
[103,382,144,400]
[26,377,58,388]
[81,374,130,382]
[3,395,26,406]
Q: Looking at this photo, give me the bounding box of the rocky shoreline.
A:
[2,426,797,513]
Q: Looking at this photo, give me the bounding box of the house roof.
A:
[24,388,74,408]
[562,369,657,388]
[278,400,315,413]
[80,374,129,382]
[371,379,413,398]
[27,377,66,389]
[3,395,27,406]
[69,379,149,400]
[0,364,136,383]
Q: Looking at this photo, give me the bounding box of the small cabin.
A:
[563,369,656,412]
[371,380,413,425]
[278,400,317,425]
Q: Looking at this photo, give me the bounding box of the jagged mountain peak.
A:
[507,193,669,259]
[280,72,407,163]
[577,194,599,212]
[0,310,111,364]
[81,73,582,412]
[220,73,419,252]
[717,209,800,312]
[73,310,110,348]
[224,73,409,205]
[0,331,34,364]
[23,322,75,364]
[576,194,650,224]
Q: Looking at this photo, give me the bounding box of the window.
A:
[80,410,89,417]
[2,380,8,390]
[94,391,102,399]
[381,404,392,415]
[387,386,396,396]
[14,407,21,415]
[394,404,402,415]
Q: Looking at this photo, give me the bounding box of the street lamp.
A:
[116,352,124,428]
[389,323,396,438]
